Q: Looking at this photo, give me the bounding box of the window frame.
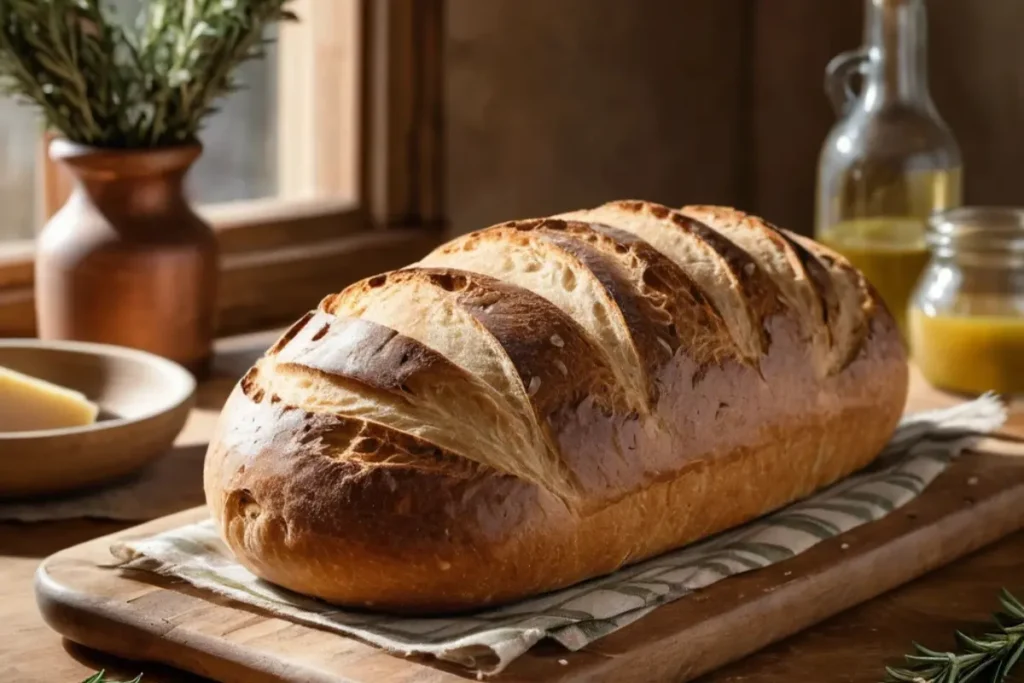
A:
[0,0,445,338]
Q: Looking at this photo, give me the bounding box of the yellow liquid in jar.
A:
[909,308,1024,396]
[818,218,930,337]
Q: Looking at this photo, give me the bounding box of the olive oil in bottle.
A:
[815,0,962,339]
[817,166,962,336]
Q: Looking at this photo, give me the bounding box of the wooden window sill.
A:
[0,200,443,338]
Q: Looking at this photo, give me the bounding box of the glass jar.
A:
[815,0,963,339]
[909,207,1024,396]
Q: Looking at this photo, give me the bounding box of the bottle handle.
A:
[825,48,871,116]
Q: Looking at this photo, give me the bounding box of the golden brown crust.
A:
[533,219,736,365]
[203,201,909,614]
[423,218,736,400]
[558,201,786,366]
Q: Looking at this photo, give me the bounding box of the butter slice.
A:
[0,366,99,432]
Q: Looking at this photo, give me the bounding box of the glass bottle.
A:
[815,0,963,339]
[910,207,1024,396]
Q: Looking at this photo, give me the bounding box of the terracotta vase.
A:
[35,140,219,376]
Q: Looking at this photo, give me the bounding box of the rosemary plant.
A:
[81,671,141,683]
[0,0,296,147]
[885,589,1024,683]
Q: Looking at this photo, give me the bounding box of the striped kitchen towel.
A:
[111,395,1006,676]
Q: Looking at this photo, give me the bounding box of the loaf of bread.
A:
[204,200,907,613]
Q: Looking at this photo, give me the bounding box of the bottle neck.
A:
[862,0,930,107]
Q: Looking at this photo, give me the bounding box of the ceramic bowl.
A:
[0,339,196,498]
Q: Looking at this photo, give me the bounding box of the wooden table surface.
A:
[0,331,1021,683]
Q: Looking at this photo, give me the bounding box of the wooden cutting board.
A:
[34,386,1024,683]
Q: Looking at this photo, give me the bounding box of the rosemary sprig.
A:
[884,589,1024,683]
[81,670,142,683]
[0,0,296,148]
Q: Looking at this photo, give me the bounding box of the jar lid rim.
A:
[927,206,1024,253]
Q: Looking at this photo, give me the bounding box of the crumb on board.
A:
[967,476,979,486]
[783,570,792,577]
[840,543,850,550]
[559,659,569,666]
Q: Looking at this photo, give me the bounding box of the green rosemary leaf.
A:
[994,637,1024,681]
[996,614,1022,631]
[1002,589,1024,620]
[884,588,1024,683]
[956,630,1005,652]
[80,670,143,683]
[960,658,1000,683]
[0,0,295,146]
[958,652,992,667]
[914,642,949,658]
[884,666,924,682]
[46,4,65,50]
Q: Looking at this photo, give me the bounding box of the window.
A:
[0,100,37,241]
[189,50,279,206]
[0,0,444,337]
